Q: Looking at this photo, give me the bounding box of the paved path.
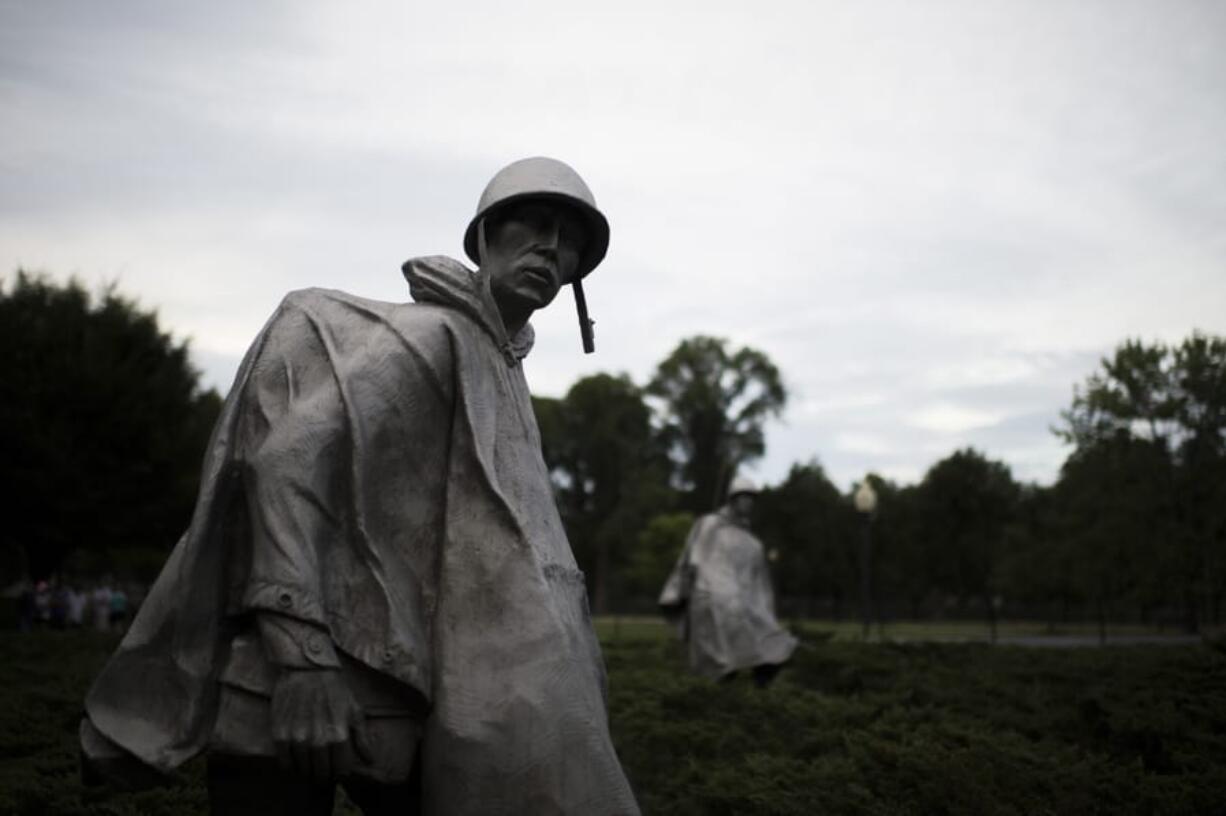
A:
[881,634,1205,647]
[994,633,1202,647]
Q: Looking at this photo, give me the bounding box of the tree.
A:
[859,477,926,621]
[994,484,1075,628]
[754,461,857,619]
[1059,339,1178,448]
[621,512,695,602]
[1170,334,1226,452]
[914,449,1019,641]
[1171,334,1226,626]
[0,272,222,581]
[533,374,673,612]
[1053,433,1171,640]
[1057,332,1226,630]
[646,336,786,513]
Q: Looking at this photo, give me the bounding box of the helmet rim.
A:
[728,476,760,498]
[463,192,610,278]
[462,158,610,279]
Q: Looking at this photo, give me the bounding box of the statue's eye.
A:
[560,212,587,249]
[517,204,550,231]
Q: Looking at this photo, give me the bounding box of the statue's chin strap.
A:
[573,279,595,354]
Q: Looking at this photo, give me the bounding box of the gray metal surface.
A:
[84,255,639,815]
[660,508,798,678]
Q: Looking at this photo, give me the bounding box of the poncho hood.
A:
[402,255,535,362]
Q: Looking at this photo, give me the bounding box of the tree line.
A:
[1,272,221,586]
[538,334,1226,633]
[536,333,1226,632]
[4,273,1223,631]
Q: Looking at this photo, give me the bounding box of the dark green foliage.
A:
[754,462,858,616]
[994,485,1071,617]
[0,632,209,815]
[622,511,695,599]
[7,631,1223,814]
[0,272,222,581]
[606,631,1226,815]
[1056,333,1226,630]
[537,331,1226,627]
[0,633,370,815]
[647,336,787,514]
[1055,435,1172,630]
[912,450,1020,639]
[533,374,674,611]
[914,450,1019,603]
[864,477,927,621]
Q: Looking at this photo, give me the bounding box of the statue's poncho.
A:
[84,256,640,815]
[658,508,797,679]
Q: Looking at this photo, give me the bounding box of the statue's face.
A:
[484,200,588,315]
[732,493,755,518]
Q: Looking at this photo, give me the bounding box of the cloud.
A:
[833,432,895,457]
[3,0,1224,492]
[908,404,1004,434]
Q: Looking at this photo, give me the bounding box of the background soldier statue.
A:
[658,477,798,687]
[81,157,641,816]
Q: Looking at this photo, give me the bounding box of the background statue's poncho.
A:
[84,256,640,815]
[659,509,798,679]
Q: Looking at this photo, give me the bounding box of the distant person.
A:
[91,584,112,632]
[16,582,35,632]
[659,477,797,687]
[68,584,89,628]
[33,580,51,629]
[108,588,128,631]
[50,581,72,629]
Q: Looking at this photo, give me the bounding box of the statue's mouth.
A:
[523,266,555,287]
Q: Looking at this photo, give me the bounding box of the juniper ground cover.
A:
[2,626,1224,815]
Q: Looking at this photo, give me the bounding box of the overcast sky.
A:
[4,1,1224,490]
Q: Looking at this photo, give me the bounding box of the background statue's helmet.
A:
[463,157,610,279]
[728,476,759,498]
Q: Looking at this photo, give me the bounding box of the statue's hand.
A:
[270,668,373,783]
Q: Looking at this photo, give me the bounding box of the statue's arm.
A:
[754,541,778,613]
[258,611,340,669]
[237,303,371,781]
[659,516,709,611]
[257,613,373,782]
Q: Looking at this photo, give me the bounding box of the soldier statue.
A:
[659,477,798,686]
[82,158,641,816]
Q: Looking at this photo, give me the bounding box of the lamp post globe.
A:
[854,481,878,515]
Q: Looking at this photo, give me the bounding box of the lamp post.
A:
[853,479,878,640]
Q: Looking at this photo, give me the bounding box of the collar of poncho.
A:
[717,505,752,530]
[401,255,536,365]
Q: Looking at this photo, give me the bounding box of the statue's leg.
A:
[206,753,335,816]
[341,774,420,816]
[752,663,782,689]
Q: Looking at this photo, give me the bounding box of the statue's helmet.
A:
[728,476,759,498]
[463,157,610,279]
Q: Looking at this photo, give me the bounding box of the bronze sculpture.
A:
[81,157,640,815]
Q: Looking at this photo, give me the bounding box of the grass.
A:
[2,626,1224,814]
[595,615,1185,644]
[606,633,1226,815]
